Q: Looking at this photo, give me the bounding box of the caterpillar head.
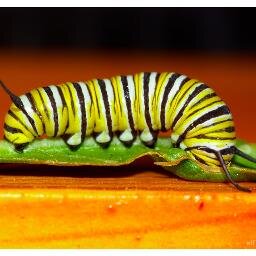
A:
[0,81,35,151]
[170,130,236,166]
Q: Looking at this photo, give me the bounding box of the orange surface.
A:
[0,169,255,248]
[0,49,256,248]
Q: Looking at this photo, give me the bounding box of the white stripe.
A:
[41,87,54,122]
[79,81,93,135]
[156,72,173,129]
[180,103,228,134]
[126,75,136,128]
[104,78,115,131]
[171,82,203,130]
[117,76,129,129]
[148,72,157,130]
[19,95,37,135]
[49,85,62,108]
[48,86,62,135]
[96,80,109,132]
[181,140,235,151]
[164,74,187,128]
[73,84,82,132]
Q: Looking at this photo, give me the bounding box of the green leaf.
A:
[0,137,256,182]
[233,140,256,169]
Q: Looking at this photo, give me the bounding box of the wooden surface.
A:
[0,50,256,248]
[0,163,256,248]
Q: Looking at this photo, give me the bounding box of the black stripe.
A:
[186,146,236,167]
[192,135,236,140]
[98,79,113,136]
[57,86,67,108]
[160,73,183,130]
[203,126,235,134]
[182,99,222,124]
[143,72,153,131]
[121,76,136,134]
[85,82,94,114]
[73,82,87,142]
[116,77,123,117]
[7,109,33,135]
[37,89,50,119]
[187,146,235,156]
[66,84,76,115]
[186,146,220,165]
[13,96,38,136]
[152,72,166,106]
[26,92,43,135]
[155,73,161,85]
[193,125,235,139]
[194,118,233,132]
[191,92,217,109]
[44,87,59,137]
[4,123,23,134]
[193,154,208,165]
[26,92,41,119]
[174,80,198,111]
[221,146,236,155]
[56,86,68,133]
[171,83,208,129]
[176,105,231,147]
[223,126,235,133]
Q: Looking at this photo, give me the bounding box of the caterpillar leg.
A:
[62,132,83,150]
[4,128,34,152]
[5,138,29,152]
[139,129,158,147]
[185,146,251,192]
[95,131,112,147]
[118,129,136,146]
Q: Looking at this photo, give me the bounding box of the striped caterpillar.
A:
[1,72,256,192]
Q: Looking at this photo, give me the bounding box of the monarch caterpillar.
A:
[1,72,256,192]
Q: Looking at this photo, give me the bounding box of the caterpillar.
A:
[1,72,256,192]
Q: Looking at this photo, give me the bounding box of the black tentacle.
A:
[0,80,20,104]
[185,146,251,192]
[235,147,256,164]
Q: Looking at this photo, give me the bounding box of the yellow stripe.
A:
[188,150,220,166]
[188,149,233,166]
[30,90,44,136]
[91,79,107,133]
[134,73,142,129]
[83,82,95,136]
[168,79,198,125]
[174,94,221,131]
[154,72,170,129]
[175,101,225,136]
[37,87,56,136]
[4,130,34,144]
[4,104,34,142]
[184,136,234,149]
[54,86,68,136]
[187,120,234,138]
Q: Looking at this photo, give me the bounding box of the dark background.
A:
[0,8,255,51]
